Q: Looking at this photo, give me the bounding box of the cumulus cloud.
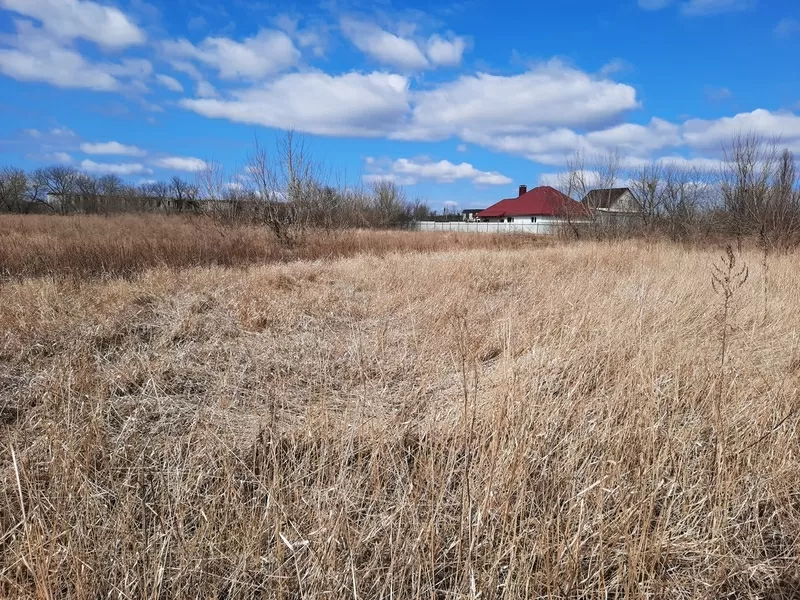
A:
[457,109,800,168]
[164,29,300,80]
[180,71,411,137]
[0,20,152,92]
[340,18,428,70]
[426,35,467,67]
[155,74,184,92]
[365,157,512,186]
[80,159,151,175]
[682,109,800,150]
[80,141,146,156]
[0,0,145,50]
[399,60,640,141]
[154,156,208,172]
[0,21,120,90]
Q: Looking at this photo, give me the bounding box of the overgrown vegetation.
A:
[557,133,800,247]
[0,213,539,279]
[0,132,436,235]
[4,131,798,250]
[3,241,800,598]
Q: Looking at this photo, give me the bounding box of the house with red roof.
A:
[476,185,591,229]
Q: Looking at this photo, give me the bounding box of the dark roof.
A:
[581,188,633,209]
[462,208,485,213]
[477,186,590,218]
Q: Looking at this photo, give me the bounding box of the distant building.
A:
[581,187,642,226]
[476,185,590,225]
[461,208,484,221]
[581,187,641,215]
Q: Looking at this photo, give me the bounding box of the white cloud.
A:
[599,58,632,78]
[340,18,428,70]
[50,152,73,164]
[180,71,410,137]
[164,29,300,80]
[426,35,467,67]
[585,118,682,153]
[362,173,416,186]
[538,169,603,189]
[0,0,145,50]
[774,18,800,39]
[0,20,120,90]
[50,127,76,137]
[400,60,640,141]
[80,141,147,156]
[0,20,152,92]
[24,128,41,137]
[170,60,204,81]
[456,108,800,168]
[178,61,639,145]
[155,74,184,92]
[195,80,218,98]
[457,144,468,152]
[80,159,151,175]
[154,156,208,172]
[275,15,328,58]
[682,109,800,150]
[366,157,512,186]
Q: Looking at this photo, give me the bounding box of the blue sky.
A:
[0,0,798,210]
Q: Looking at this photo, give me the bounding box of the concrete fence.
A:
[412,221,564,235]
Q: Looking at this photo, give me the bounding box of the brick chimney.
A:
[518,184,527,197]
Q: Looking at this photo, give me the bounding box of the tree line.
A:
[2,131,799,247]
[552,132,800,248]
[0,132,437,238]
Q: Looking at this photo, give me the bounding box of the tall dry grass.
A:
[2,236,800,598]
[0,214,541,279]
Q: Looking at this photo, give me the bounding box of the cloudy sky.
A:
[0,0,798,209]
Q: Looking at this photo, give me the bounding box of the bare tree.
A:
[0,167,28,213]
[244,134,298,242]
[629,161,665,227]
[721,132,800,247]
[34,166,79,214]
[140,181,171,211]
[75,173,100,213]
[660,165,709,240]
[370,180,409,227]
[169,176,199,213]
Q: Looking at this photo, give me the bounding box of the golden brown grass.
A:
[2,229,800,597]
[0,214,541,279]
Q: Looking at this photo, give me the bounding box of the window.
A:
[530,217,537,223]
[506,217,512,223]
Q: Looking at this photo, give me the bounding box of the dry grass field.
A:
[2,215,800,598]
[0,214,540,279]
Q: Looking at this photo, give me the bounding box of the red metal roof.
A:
[477,186,590,218]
